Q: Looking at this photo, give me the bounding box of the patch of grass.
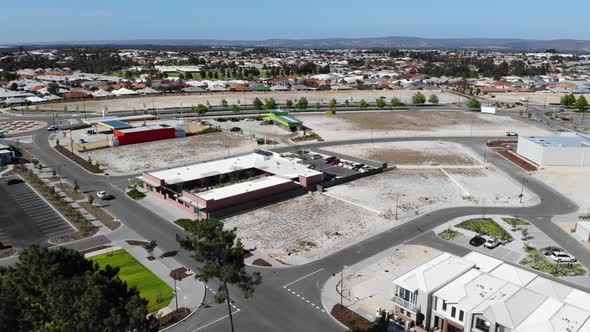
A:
[89,249,174,312]
[456,218,513,241]
[520,247,586,277]
[291,132,321,142]
[502,217,529,227]
[127,188,146,200]
[174,218,195,230]
[193,127,222,135]
[438,229,459,240]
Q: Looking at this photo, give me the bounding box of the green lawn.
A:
[89,249,174,312]
[174,218,195,230]
[502,217,530,227]
[126,188,146,200]
[456,218,513,241]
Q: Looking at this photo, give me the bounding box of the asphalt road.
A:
[3,113,589,332]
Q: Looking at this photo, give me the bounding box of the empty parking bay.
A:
[0,176,74,247]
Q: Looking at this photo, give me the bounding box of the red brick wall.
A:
[299,173,323,187]
[142,173,163,187]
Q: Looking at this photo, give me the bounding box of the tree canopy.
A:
[428,94,439,104]
[576,95,588,111]
[467,97,481,109]
[412,92,426,105]
[0,245,156,332]
[295,97,308,110]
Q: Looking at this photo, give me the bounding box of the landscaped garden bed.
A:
[89,248,174,312]
[54,144,103,173]
[502,217,529,228]
[520,247,586,277]
[330,304,373,331]
[456,218,513,241]
[80,201,121,230]
[127,188,146,199]
[438,229,459,240]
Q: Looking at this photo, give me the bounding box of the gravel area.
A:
[81,132,259,175]
[298,111,550,141]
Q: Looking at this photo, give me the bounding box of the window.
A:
[451,307,456,318]
[459,310,464,322]
[400,308,405,315]
[442,301,447,311]
[434,297,438,311]
[475,318,490,332]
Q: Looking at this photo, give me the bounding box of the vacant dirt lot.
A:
[324,141,479,166]
[224,192,388,265]
[534,167,590,213]
[298,111,550,141]
[81,132,258,175]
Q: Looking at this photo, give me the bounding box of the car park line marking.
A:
[283,268,325,287]
[21,178,77,232]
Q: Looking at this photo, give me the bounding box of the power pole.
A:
[69,123,74,153]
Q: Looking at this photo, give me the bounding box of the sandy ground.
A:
[534,166,590,213]
[211,119,294,143]
[224,192,390,265]
[323,141,479,166]
[34,90,465,113]
[81,132,259,175]
[341,245,442,318]
[479,91,566,106]
[297,111,550,141]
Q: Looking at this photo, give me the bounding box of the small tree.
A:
[87,194,94,206]
[230,104,240,113]
[252,97,263,110]
[412,92,426,105]
[428,94,439,104]
[194,104,208,116]
[177,219,261,332]
[314,102,321,110]
[264,98,277,110]
[575,95,588,111]
[467,98,481,110]
[285,99,293,108]
[295,97,308,110]
[329,98,337,110]
[73,179,79,191]
[375,98,386,108]
[142,240,157,259]
[359,99,369,108]
[390,97,402,107]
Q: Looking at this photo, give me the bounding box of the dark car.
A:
[7,178,23,185]
[216,118,227,122]
[229,118,240,122]
[230,127,241,132]
[329,158,340,165]
[469,235,487,247]
[324,156,336,164]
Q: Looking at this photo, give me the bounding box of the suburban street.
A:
[2,110,588,331]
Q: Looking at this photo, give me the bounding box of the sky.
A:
[2,0,590,44]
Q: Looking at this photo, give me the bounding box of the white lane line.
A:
[192,310,240,331]
[283,268,325,287]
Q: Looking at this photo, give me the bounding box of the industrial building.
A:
[393,251,590,332]
[113,124,176,145]
[517,132,590,166]
[138,150,323,219]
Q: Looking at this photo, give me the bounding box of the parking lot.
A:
[287,149,382,179]
[0,176,74,247]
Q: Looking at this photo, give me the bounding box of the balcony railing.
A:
[392,296,417,312]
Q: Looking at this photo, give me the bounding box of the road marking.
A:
[283,268,325,287]
[109,183,126,193]
[192,310,240,331]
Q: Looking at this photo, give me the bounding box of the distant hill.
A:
[19,36,590,52]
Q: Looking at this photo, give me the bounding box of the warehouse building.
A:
[517,132,590,166]
[113,124,176,145]
[138,150,323,218]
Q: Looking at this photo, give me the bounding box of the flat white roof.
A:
[197,175,292,201]
[463,252,503,273]
[394,253,475,293]
[147,152,321,185]
[489,264,538,287]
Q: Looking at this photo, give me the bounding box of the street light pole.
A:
[173,276,179,313]
[519,176,527,204]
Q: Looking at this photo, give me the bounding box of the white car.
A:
[550,252,577,263]
[484,237,500,249]
[96,191,110,200]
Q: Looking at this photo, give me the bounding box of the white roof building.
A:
[112,88,138,96]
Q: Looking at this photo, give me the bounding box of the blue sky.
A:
[2,0,589,43]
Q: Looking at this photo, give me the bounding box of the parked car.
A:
[484,237,501,249]
[216,118,227,122]
[542,246,563,256]
[86,129,97,135]
[229,127,241,132]
[311,154,322,160]
[96,191,113,200]
[550,252,577,263]
[79,138,88,144]
[244,118,255,122]
[229,118,240,122]
[329,158,340,165]
[505,131,518,137]
[324,156,336,164]
[7,178,23,185]
[469,235,487,247]
[47,125,58,131]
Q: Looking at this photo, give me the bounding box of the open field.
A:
[479,91,565,106]
[89,249,174,312]
[81,131,258,175]
[33,90,465,113]
[298,111,551,141]
[323,140,479,166]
